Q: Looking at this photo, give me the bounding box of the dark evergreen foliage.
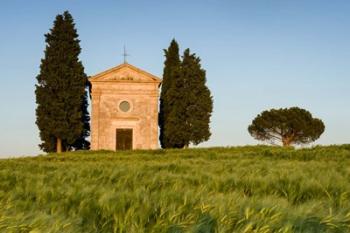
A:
[70,78,90,150]
[164,64,189,148]
[182,49,213,145]
[159,40,213,148]
[35,11,90,152]
[248,107,325,146]
[159,39,182,148]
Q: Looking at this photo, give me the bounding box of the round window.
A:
[119,101,130,112]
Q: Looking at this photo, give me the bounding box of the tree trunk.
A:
[56,137,62,153]
[282,132,295,147]
[282,137,292,147]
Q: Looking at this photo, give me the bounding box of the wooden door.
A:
[116,129,133,150]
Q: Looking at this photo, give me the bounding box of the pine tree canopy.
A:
[159,40,213,148]
[35,11,90,153]
[248,107,325,146]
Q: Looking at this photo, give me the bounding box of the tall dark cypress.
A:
[164,63,189,148]
[35,11,90,153]
[182,49,213,145]
[159,39,181,148]
[70,78,90,150]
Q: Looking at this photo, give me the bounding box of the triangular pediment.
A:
[89,63,161,83]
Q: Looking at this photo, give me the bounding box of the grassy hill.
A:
[1,145,350,233]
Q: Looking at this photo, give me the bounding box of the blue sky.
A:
[0,0,349,157]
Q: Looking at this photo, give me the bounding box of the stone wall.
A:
[90,64,160,150]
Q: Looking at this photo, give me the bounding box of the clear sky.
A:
[0,0,349,157]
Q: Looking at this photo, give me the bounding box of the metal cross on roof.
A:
[122,46,129,64]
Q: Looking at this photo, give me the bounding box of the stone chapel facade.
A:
[90,63,161,150]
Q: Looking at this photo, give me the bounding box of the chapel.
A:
[89,62,161,150]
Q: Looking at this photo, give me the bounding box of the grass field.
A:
[1,145,350,233]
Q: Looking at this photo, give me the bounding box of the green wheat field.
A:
[1,145,350,233]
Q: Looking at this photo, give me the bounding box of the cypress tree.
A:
[35,11,90,153]
[182,49,213,145]
[70,79,90,150]
[164,63,189,148]
[159,39,182,148]
[160,40,213,148]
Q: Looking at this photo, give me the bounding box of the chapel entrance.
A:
[116,129,133,150]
